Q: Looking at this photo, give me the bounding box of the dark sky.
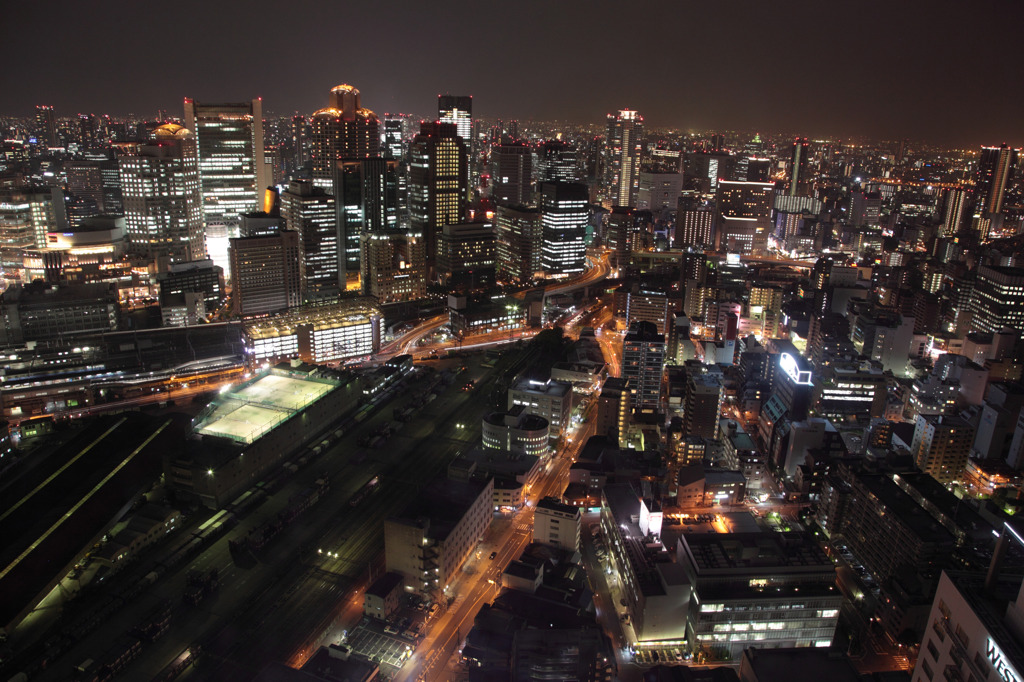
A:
[3,0,1022,147]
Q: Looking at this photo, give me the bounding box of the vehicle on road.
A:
[489,551,497,560]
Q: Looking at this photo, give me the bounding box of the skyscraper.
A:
[975,144,1019,217]
[537,140,579,183]
[409,122,469,266]
[788,137,810,196]
[940,187,972,236]
[490,139,533,205]
[495,204,542,283]
[229,196,303,316]
[360,231,427,303]
[34,105,57,147]
[183,99,268,233]
[117,123,205,262]
[309,84,380,190]
[716,180,774,254]
[622,321,665,411]
[437,95,472,145]
[280,180,336,298]
[605,109,644,207]
[675,206,715,250]
[969,265,1024,335]
[538,181,588,277]
[336,157,401,285]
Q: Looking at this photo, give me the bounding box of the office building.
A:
[228,214,303,317]
[637,170,683,212]
[280,179,337,298]
[0,282,119,346]
[157,258,225,313]
[309,84,380,190]
[437,221,495,290]
[606,109,644,206]
[243,298,382,363]
[814,360,887,423]
[495,204,542,283]
[490,140,533,205]
[850,309,915,374]
[508,378,573,440]
[537,140,579,182]
[605,206,644,270]
[622,321,666,411]
[409,122,469,265]
[676,206,715,249]
[970,265,1024,335]
[482,405,549,459]
[359,230,427,303]
[717,180,774,255]
[437,94,472,144]
[117,123,205,262]
[384,475,493,597]
[788,137,810,196]
[626,288,671,336]
[685,372,723,439]
[336,157,400,285]
[534,497,581,553]
[183,99,267,232]
[912,414,975,484]
[539,181,588,277]
[678,531,841,659]
[595,377,631,447]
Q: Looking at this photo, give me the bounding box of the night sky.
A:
[2,0,1022,146]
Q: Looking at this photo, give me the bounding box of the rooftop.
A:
[244,298,381,339]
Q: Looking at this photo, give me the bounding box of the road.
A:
[397,419,592,682]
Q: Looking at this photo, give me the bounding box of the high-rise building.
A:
[336,157,400,286]
[538,181,588,277]
[911,414,975,484]
[605,206,644,270]
[409,122,469,266]
[622,321,665,411]
[595,377,631,447]
[437,95,472,145]
[117,123,205,262]
[309,84,380,192]
[940,187,972,237]
[975,144,1019,217]
[228,204,303,316]
[280,180,336,299]
[490,140,533,205]
[636,169,683,212]
[437,221,495,290]
[183,98,267,231]
[536,140,579,183]
[675,205,715,249]
[605,109,644,207]
[359,231,427,303]
[290,114,306,168]
[34,105,57,147]
[969,265,1024,335]
[626,288,671,335]
[495,204,542,283]
[788,137,811,196]
[684,372,723,438]
[716,180,774,255]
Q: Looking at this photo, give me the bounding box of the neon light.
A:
[780,353,812,385]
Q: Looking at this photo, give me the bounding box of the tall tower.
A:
[437,95,472,145]
[34,105,57,147]
[336,157,400,284]
[490,139,533,205]
[409,122,469,266]
[941,187,972,237]
[183,98,267,231]
[975,144,1019,216]
[788,137,810,197]
[539,181,588,277]
[309,84,380,190]
[622,321,665,411]
[280,179,336,299]
[117,124,205,263]
[605,109,644,207]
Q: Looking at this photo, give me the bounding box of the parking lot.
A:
[344,618,416,677]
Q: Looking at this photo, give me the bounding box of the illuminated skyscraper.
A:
[788,137,810,196]
[117,124,205,262]
[975,144,1019,217]
[437,95,472,144]
[605,109,644,207]
[183,99,267,231]
[716,180,774,254]
[537,140,579,183]
[940,187,972,237]
[409,122,469,265]
[539,181,588,277]
[309,84,380,190]
[495,204,542,283]
[336,157,400,284]
[622,321,665,411]
[280,180,336,299]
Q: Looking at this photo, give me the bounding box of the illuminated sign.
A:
[987,638,1021,682]
[780,352,812,385]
